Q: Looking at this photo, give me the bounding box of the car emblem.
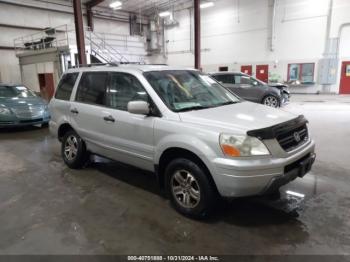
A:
[294,132,301,142]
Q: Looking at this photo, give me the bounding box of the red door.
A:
[256,64,269,83]
[38,73,55,101]
[340,61,350,94]
[241,65,252,76]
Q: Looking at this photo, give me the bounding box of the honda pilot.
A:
[49,65,316,218]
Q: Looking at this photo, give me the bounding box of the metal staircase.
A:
[86,31,129,64]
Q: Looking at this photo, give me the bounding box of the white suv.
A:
[49,65,315,218]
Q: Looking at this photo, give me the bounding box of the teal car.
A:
[0,84,50,128]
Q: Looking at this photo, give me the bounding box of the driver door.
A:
[100,72,156,171]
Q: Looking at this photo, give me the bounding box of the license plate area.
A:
[298,153,316,177]
[284,153,316,178]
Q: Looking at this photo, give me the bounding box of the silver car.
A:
[49,65,315,218]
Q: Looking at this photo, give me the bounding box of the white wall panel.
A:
[162,0,350,93]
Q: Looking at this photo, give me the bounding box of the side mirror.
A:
[127,101,150,115]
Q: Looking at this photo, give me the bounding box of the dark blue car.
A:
[0,84,50,128]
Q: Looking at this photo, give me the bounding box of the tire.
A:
[262,95,280,108]
[165,158,217,218]
[61,130,88,169]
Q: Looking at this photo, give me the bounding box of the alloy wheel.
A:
[264,96,279,108]
[64,135,78,161]
[171,170,201,209]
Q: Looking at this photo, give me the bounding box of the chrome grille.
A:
[276,124,308,152]
[12,106,44,119]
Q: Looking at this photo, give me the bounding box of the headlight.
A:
[0,107,11,115]
[220,134,270,157]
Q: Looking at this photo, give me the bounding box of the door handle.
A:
[70,108,79,114]
[103,115,115,123]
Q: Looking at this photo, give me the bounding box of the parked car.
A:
[210,72,288,108]
[49,65,315,218]
[0,84,50,128]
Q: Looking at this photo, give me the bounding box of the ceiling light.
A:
[200,1,214,8]
[109,1,122,9]
[159,11,171,17]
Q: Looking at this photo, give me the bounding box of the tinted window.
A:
[76,72,108,105]
[213,74,235,84]
[55,73,78,100]
[107,73,149,111]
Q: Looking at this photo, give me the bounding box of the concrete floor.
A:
[0,94,350,255]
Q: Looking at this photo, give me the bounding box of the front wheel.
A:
[61,130,88,169]
[165,158,217,218]
[262,95,280,108]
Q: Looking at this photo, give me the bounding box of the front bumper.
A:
[211,140,316,197]
[0,116,50,128]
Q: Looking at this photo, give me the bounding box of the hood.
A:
[179,101,297,134]
[0,96,46,108]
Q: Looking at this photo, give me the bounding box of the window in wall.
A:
[76,72,108,105]
[107,73,149,111]
[55,73,79,101]
[219,66,228,72]
[288,63,315,84]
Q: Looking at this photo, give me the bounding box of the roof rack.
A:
[72,62,169,68]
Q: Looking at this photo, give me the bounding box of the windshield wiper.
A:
[220,101,239,106]
[176,105,210,112]
[211,101,240,108]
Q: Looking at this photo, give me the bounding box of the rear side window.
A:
[75,72,108,105]
[213,74,235,84]
[55,73,78,100]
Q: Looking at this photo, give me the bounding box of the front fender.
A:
[154,134,218,174]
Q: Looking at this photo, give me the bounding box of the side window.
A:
[76,72,108,105]
[55,73,78,101]
[235,75,252,85]
[107,73,149,111]
[214,74,235,84]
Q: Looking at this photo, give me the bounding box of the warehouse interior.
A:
[0,0,350,259]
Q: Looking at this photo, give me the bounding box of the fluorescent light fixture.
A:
[159,11,171,17]
[286,190,305,198]
[109,1,122,9]
[200,1,214,8]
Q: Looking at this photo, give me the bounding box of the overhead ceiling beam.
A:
[86,0,105,8]
[86,0,105,31]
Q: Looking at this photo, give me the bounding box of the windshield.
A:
[0,85,36,98]
[143,70,240,112]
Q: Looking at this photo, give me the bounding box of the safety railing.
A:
[13,24,73,54]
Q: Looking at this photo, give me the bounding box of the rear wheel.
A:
[262,95,280,108]
[165,158,216,218]
[61,130,88,169]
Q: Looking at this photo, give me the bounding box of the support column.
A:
[73,0,87,66]
[86,0,105,32]
[194,0,201,70]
